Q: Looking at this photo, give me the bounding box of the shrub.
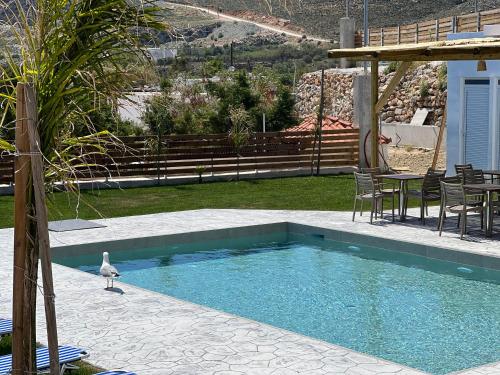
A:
[303,54,313,64]
[437,64,447,92]
[419,80,430,98]
[384,61,399,74]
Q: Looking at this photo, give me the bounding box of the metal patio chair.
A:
[455,163,473,176]
[361,167,401,215]
[407,169,446,224]
[353,172,396,224]
[439,182,484,239]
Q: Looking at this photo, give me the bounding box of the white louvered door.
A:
[464,79,491,169]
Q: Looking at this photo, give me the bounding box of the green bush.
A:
[419,80,430,98]
[303,54,313,64]
[437,64,447,92]
[384,61,399,74]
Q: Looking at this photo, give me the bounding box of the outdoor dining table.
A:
[483,170,500,184]
[463,183,500,238]
[376,174,424,221]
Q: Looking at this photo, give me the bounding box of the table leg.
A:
[487,191,493,238]
[400,180,408,222]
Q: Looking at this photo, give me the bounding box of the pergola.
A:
[328,37,500,168]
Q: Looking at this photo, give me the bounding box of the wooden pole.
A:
[12,83,31,375]
[316,69,325,176]
[432,104,447,170]
[375,62,411,113]
[371,60,379,168]
[24,84,60,375]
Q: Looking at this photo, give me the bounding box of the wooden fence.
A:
[355,8,500,47]
[0,129,359,185]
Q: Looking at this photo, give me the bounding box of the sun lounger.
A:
[0,345,89,374]
[0,320,12,337]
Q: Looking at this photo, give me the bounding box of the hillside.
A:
[171,0,500,38]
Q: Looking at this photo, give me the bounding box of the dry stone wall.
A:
[295,63,447,126]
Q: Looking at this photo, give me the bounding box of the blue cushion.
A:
[0,345,87,374]
[0,320,12,336]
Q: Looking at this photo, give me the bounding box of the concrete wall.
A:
[353,74,371,168]
[381,123,445,149]
[339,17,356,69]
[447,31,500,173]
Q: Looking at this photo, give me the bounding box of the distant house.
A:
[447,27,500,172]
[147,47,177,62]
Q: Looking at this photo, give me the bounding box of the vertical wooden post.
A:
[415,24,419,43]
[436,19,440,41]
[13,83,31,375]
[380,28,384,46]
[432,105,447,170]
[477,12,481,32]
[24,84,60,375]
[397,25,401,44]
[371,60,379,168]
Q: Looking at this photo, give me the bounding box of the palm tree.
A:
[0,1,164,373]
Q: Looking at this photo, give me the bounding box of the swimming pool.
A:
[55,229,500,374]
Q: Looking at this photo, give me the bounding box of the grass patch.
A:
[0,336,11,356]
[0,175,424,229]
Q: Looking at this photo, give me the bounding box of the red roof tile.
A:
[287,115,354,132]
[286,115,391,145]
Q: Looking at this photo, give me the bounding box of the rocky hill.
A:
[173,0,500,38]
[295,63,447,126]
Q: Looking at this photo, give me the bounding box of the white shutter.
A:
[464,79,490,169]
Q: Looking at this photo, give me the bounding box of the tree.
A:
[207,70,261,133]
[267,87,297,131]
[0,1,164,373]
[228,106,252,181]
[143,94,176,135]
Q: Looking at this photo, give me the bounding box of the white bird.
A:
[100,252,120,289]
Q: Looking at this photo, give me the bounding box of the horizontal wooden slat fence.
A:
[0,129,359,185]
[355,8,500,47]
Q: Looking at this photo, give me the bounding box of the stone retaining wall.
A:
[295,63,447,126]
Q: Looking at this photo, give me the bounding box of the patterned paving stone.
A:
[1,208,498,374]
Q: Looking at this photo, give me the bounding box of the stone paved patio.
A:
[0,208,499,374]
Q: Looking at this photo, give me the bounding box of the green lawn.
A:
[0,175,422,229]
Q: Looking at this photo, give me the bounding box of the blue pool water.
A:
[56,233,500,374]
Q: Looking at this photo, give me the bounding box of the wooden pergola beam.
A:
[329,36,500,170]
[328,37,500,62]
[375,62,411,113]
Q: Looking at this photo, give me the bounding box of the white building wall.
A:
[447,31,500,173]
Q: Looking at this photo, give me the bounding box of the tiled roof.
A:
[286,115,391,144]
[287,115,354,132]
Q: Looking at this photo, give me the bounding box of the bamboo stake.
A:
[432,104,447,170]
[24,84,60,375]
[12,83,30,375]
[371,60,379,168]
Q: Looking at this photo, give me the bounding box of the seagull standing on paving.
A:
[100,251,120,289]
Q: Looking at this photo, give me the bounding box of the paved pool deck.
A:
[0,208,499,374]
